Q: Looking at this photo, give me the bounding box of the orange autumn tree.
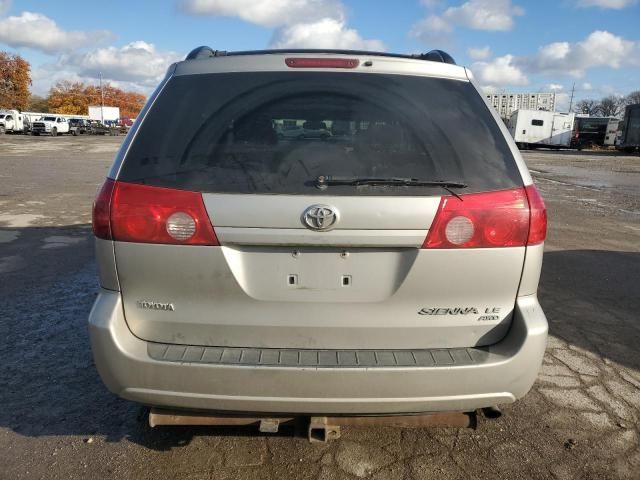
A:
[46,81,89,114]
[48,81,146,119]
[0,51,32,110]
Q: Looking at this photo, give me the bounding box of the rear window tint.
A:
[119,72,522,195]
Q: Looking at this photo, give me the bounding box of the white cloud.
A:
[410,15,453,44]
[63,41,182,86]
[271,18,385,50]
[30,66,82,96]
[467,46,492,60]
[577,0,637,8]
[472,54,528,86]
[582,82,593,90]
[0,11,111,54]
[547,83,564,91]
[412,0,524,44]
[180,0,383,53]
[180,0,344,26]
[31,64,152,96]
[444,0,524,31]
[480,85,501,94]
[522,30,639,76]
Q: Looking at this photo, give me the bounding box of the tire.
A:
[0,126,5,135]
[72,130,78,136]
[51,127,58,137]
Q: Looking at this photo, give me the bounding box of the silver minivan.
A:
[89,48,547,421]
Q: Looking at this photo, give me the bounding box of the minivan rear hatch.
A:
[110,64,528,350]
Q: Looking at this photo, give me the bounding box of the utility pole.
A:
[99,72,105,124]
[568,82,575,113]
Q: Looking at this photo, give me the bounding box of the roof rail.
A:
[183,47,456,65]
[417,50,456,65]
[185,46,227,60]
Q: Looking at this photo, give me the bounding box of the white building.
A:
[485,92,556,119]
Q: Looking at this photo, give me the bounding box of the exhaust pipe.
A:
[481,406,502,419]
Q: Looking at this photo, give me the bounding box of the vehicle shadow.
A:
[538,249,640,372]
[1,223,638,449]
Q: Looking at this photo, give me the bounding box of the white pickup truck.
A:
[0,110,28,134]
[31,115,70,136]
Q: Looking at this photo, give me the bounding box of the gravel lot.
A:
[0,135,639,480]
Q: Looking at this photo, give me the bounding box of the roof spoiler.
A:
[184,47,456,65]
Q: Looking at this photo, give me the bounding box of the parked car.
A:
[89,121,118,136]
[302,120,332,139]
[31,116,70,136]
[90,48,547,435]
[277,124,305,140]
[69,118,91,136]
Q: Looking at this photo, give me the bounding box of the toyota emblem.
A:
[302,205,339,231]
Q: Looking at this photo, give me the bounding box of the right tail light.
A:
[422,185,546,249]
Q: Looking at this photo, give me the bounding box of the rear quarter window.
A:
[119,72,522,195]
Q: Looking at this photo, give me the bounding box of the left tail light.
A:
[92,179,219,245]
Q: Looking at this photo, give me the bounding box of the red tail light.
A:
[92,179,219,245]
[285,57,359,69]
[93,178,116,240]
[524,184,547,245]
[422,186,546,249]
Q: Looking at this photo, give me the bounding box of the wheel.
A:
[72,130,77,136]
[0,126,5,135]
[51,127,58,137]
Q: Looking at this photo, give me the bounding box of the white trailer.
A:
[89,106,120,123]
[0,109,28,133]
[23,111,89,121]
[603,118,621,146]
[508,110,575,149]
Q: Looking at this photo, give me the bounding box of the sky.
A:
[0,0,638,110]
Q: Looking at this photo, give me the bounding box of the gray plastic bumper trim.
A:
[147,342,488,368]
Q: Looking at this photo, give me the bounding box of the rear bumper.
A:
[88,290,547,414]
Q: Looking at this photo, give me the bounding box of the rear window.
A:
[119,72,522,195]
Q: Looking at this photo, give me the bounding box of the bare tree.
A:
[624,90,640,106]
[574,99,599,115]
[598,95,623,118]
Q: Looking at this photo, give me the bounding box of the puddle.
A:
[0,230,20,243]
[0,255,25,273]
[41,235,87,249]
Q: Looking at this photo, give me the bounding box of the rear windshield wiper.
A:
[315,176,467,198]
